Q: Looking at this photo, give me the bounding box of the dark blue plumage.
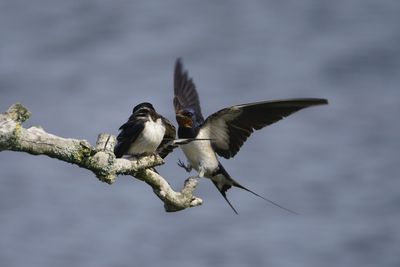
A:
[173,58,328,214]
[114,102,176,159]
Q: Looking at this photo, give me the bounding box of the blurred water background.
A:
[1,1,400,266]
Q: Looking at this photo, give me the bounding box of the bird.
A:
[114,102,177,159]
[173,58,328,214]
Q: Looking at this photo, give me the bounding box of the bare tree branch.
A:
[0,103,202,212]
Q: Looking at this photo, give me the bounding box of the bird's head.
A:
[132,102,156,117]
[132,102,155,113]
[176,109,197,128]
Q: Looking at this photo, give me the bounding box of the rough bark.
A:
[0,103,202,212]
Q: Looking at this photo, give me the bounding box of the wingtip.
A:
[175,57,183,68]
[294,98,329,107]
[319,98,329,105]
[300,98,329,106]
[174,57,185,79]
[113,150,123,159]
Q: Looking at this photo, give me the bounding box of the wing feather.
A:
[205,98,328,158]
[173,58,204,124]
[114,118,145,158]
[156,116,177,158]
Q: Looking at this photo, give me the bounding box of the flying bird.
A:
[114,102,177,159]
[173,58,328,214]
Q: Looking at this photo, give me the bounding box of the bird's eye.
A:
[184,111,193,117]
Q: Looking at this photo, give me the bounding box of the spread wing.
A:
[173,58,204,124]
[204,98,328,159]
[114,116,145,158]
[156,116,177,159]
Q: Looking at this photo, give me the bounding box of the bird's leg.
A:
[197,167,205,179]
[177,159,192,173]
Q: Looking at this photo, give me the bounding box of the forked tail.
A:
[213,163,298,215]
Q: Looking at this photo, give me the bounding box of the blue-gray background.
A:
[1,1,399,266]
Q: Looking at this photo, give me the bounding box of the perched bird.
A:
[114,102,177,159]
[173,58,328,214]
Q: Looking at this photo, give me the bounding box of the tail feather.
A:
[215,163,298,215]
[232,181,298,215]
[211,181,239,215]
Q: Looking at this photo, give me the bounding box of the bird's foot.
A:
[133,153,147,165]
[198,168,205,178]
[151,152,159,161]
[177,159,192,173]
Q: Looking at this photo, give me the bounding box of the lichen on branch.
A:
[0,103,202,212]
